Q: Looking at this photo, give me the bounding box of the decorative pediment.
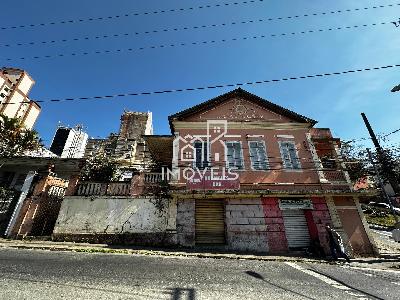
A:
[168,88,317,131]
[193,97,290,122]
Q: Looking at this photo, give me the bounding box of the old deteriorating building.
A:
[50,125,88,158]
[50,89,377,257]
[167,88,376,255]
[0,67,41,129]
[85,111,154,172]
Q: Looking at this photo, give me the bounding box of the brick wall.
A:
[225,198,268,252]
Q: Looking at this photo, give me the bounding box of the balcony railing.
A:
[75,182,131,196]
[323,170,348,183]
[144,172,163,184]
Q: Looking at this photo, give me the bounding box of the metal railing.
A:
[323,170,347,183]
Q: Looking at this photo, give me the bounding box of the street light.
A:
[391,84,400,92]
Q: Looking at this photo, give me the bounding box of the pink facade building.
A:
[168,88,376,255]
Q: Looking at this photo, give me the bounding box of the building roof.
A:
[0,157,85,176]
[168,88,317,132]
[143,135,174,167]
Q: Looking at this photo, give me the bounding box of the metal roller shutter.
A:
[195,200,225,245]
[282,210,311,249]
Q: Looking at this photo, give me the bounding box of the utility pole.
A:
[391,84,400,92]
[361,113,400,195]
[366,148,399,225]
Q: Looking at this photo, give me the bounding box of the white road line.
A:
[285,262,372,300]
[341,265,400,275]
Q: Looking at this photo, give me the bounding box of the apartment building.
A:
[50,125,88,158]
[0,67,41,129]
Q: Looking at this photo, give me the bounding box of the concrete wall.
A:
[333,196,375,256]
[261,197,288,253]
[53,196,177,245]
[226,198,268,252]
[176,199,195,247]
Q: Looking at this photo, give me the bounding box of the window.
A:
[4,87,9,92]
[249,141,268,170]
[194,141,208,169]
[226,141,244,170]
[279,141,301,170]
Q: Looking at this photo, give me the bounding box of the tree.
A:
[0,114,42,158]
[341,141,400,185]
[80,153,118,182]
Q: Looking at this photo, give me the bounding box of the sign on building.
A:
[279,199,313,210]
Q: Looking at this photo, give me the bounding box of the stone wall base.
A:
[52,232,177,247]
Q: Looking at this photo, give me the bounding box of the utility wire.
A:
[2,21,392,62]
[2,63,399,105]
[1,2,398,48]
[0,0,264,31]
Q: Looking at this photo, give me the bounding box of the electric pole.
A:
[361,113,400,196]
[366,148,399,224]
[391,84,400,92]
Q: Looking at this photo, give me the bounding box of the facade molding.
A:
[173,121,311,130]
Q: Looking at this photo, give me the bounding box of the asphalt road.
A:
[0,248,399,300]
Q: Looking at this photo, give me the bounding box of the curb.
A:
[1,242,398,272]
[0,242,327,264]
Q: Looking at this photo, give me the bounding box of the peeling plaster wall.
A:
[54,196,176,235]
[225,198,268,252]
[176,199,195,247]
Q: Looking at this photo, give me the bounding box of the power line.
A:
[2,63,399,105]
[0,0,264,31]
[382,128,400,138]
[2,2,398,48]
[2,21,391,62]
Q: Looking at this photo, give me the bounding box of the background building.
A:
[0,67,41,129]
[84,111,153,172]
[50,125,88,159]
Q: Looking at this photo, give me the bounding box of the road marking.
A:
[286,262,373,299]
[341,265,400,275]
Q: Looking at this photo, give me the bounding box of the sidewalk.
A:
[0,238,398,271]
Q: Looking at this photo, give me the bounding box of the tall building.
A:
[50,125,88,158]
[84,111,153,173]
[0,67,41,129]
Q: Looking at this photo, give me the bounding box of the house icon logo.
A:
[173,120,228,164]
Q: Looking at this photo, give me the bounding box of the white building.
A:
[50,126,88,158]
[0,67,41,129]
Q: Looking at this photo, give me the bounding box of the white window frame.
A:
[248,140,269,171]
[278,141,302,171]
[225,141,245,171]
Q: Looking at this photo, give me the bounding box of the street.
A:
[0,248,399,300]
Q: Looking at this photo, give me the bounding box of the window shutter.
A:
[226,142,243,170]
[280,142,300,169]
[280,142,292,168]
[257,142,268,170]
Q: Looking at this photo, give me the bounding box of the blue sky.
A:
[1,0,399,148]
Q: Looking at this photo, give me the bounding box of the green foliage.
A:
[0,114,42,158]
[80,153,118,182]
[341,141,400,184]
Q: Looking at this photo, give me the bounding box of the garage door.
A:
[195,200,225,245]
[282,210,310,249]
